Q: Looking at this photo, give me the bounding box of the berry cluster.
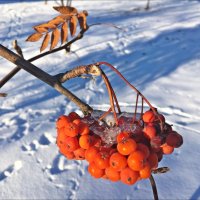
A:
[56,110,183,185]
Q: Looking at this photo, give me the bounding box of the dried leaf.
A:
[26,32,43,42]
[53,6,78,15]
[34,26,48,33]
[49,15,65,26]
[61,22,68,44]
[69,16,77,37]
[78,12,87,30]
[50,28,60,50]
[35,23,56,29]
[40,33,50,52]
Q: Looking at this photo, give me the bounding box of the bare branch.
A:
[0,93,7,97]
[55,64,102,83]
[0,44,93,115]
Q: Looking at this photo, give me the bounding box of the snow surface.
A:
[0,0,200,199]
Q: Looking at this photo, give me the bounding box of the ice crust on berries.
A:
[81,111,143,146]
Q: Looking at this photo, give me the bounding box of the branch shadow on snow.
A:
[0,0,45,4]
[190,186,200,200]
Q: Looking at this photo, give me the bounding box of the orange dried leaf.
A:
[35,23,56,29]
[69,16,77,37]
[40,33,50,52]
[49,15,65,26]
[50,28,60,50]
[34,26,48,33]
[61,22,68,44]
[26,32,43,42]
[53,6,78,15]
[78,12,87,30]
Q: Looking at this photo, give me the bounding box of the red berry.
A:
[166,131,183,148]
[142,110,156,123]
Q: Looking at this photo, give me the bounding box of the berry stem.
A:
[98,62,159,123]
[98,107,112,121]
[149,175,159,200]
[101,71,118,125]
[133,93,139,122]
[140,97,144,120]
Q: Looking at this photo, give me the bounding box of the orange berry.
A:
[85,146,99,163]
[73,119,90,135]
[73,119,82,126]
[117,132,129,143]
[105,167,120,182]
[88,162,104,178]
[59,148,75,160]
[143,125,157,139]
[148,152,158,169]
[120,167,139,185]
[56,129,68,147]
[128,150,146,171]
[109,152,127,171]
[56,115,71,129]
[65,136,79,152]
[64,122,79,137]
[74,148,86,160]
[95,151,110,169]
[137,143,150,159]
[79,134,95,149]
[139,162,151,179]
[79,122,90,135]
[142,110,156,123]
[117,138,137,155]
[68,112,80,121]
[166,131,183,148]
[161,143,174,154]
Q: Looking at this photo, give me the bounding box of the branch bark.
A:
[0,93,7,97]
[55,64,102,83]
[0,44,93,115]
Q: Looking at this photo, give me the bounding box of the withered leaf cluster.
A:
[26,6,88,52]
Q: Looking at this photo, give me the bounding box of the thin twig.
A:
[133,93,139,122]
[55,64,102,83]
[149,175,159,200]
[12,40,24,58]
[0,93,7,97]
[152,167,170,174]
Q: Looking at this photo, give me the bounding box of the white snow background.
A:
[0,0,200,199]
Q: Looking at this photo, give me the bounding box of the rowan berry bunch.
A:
[55,62,183,186]
[56,107,183,185]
